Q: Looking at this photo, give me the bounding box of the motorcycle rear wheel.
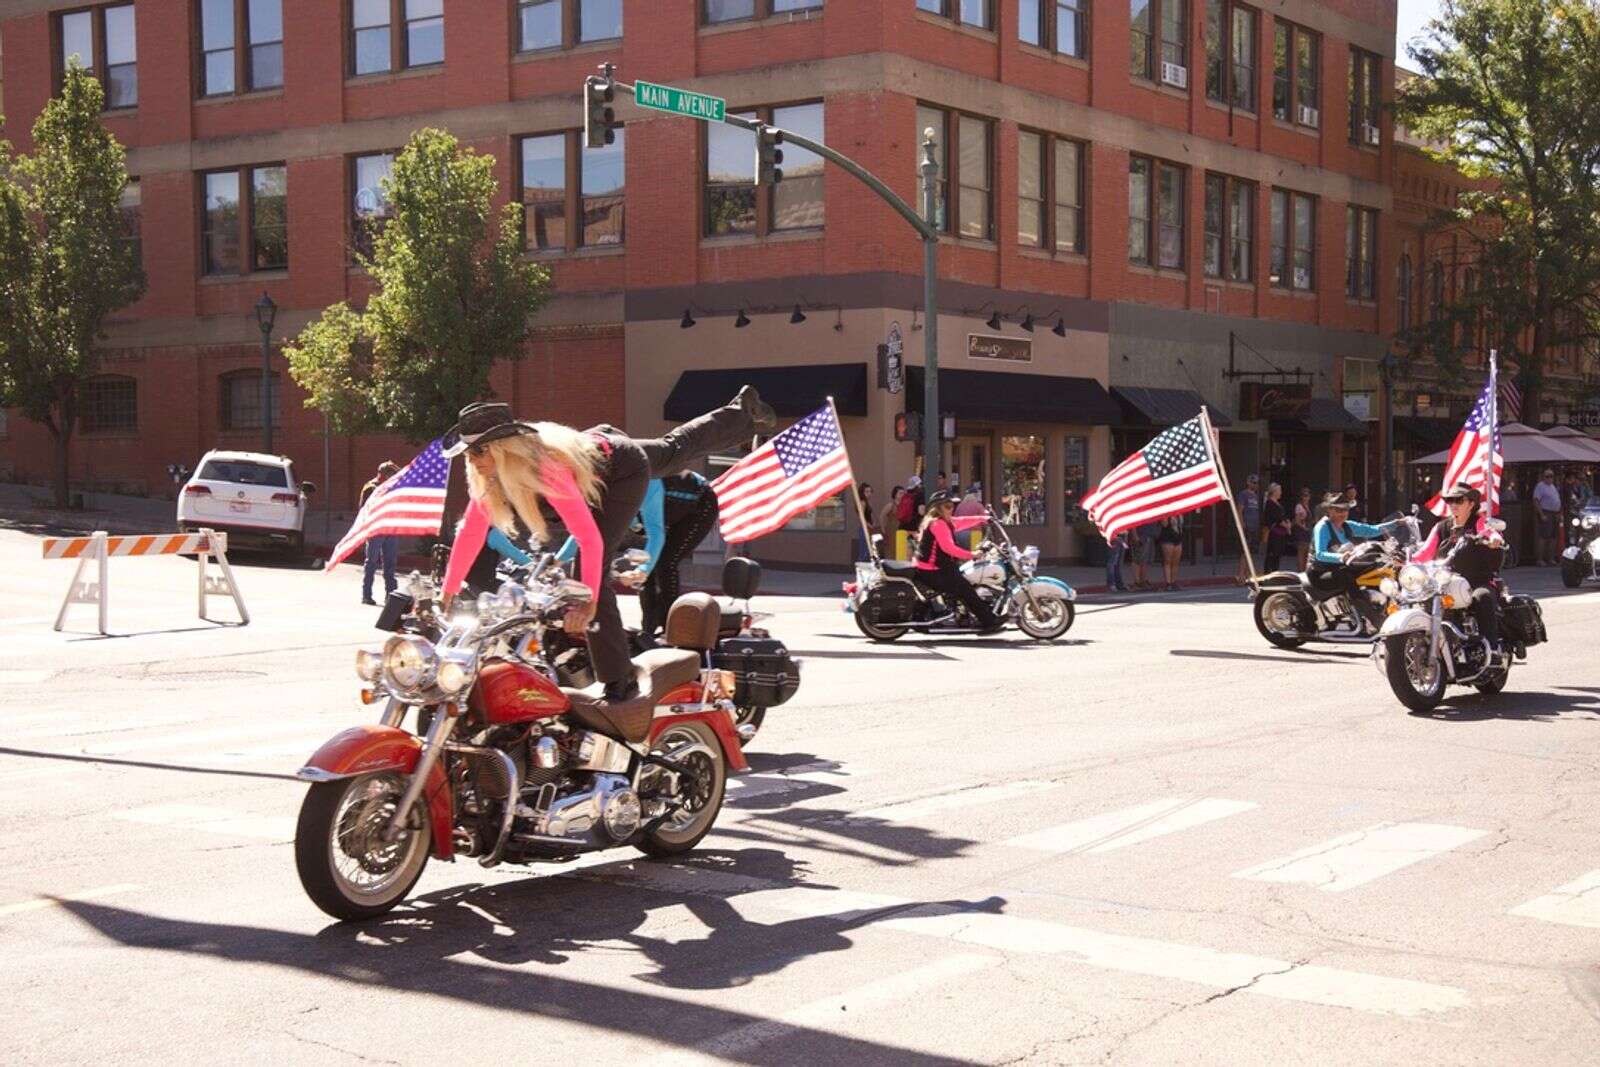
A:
[638,720,726,857]
[733,704,766,746]
[1561,558,1584,588]
[854,612,906,642]
[1383,633,1446,713]
[295,772,431,922]
[1016,595,1074,640]
[1253,591,1309,649]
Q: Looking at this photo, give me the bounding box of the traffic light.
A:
[755,124,784,186]
[584,76,615,149]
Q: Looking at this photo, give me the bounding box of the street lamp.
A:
[254,291,277,454]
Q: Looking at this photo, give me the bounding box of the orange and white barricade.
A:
[42,528,249,634]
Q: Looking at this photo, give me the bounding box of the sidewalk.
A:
[683,558,1246,598]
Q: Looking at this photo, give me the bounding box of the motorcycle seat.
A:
[563,648,702,743]
[881,560,921,577]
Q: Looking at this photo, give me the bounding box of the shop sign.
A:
[1343,393,1373,421]
[968,333,1032,363]
[1238,381,1312,420]
[1567,409,1600,428]
[878,322,905,394]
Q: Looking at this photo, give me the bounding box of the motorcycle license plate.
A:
[229,501,252,514]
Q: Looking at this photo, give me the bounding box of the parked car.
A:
[177,450,314,557]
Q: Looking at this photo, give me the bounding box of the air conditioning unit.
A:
[1161,62,1189,89]
[1363,122,1381,146]
[1298,105,1320,127]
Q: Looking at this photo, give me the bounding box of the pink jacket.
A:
[914,515,988,570]
[443,460,602,599]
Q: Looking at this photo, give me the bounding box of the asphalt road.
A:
[2,526,1598,1065]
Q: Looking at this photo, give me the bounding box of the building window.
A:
[1461,267,1480,354]
[1018,132,1085,253]
[1345,205,1376,301]
[1203,173,1253,281]
[1269,188,1314,290]
[1348,48,1381,145]
[1397,254,1412,330]
[1130,156,1185,269]
[955,114,993,240]
[1429,259,1444,321]
[1132,0,1187,83]
[1063,435,1088,517]
[58,4,138,108]
[1205,2,1256,110]
[916,0,992,30]
[199,0,284,96]
[519,128,627,251]
[202,165,288,275]
[220,370,281,431]
[80,375,137,434]
[120,180,142,266]
[703,0,822,24]
[351,152,395,259]
[1001,435,1047,526]
[1272,21,1319,127]
[350,0,443,76]
[704,102,824,238]
[916,104,950,232]
[1128,156,1151,264]
[1020,0,1087,58]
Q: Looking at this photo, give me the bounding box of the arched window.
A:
[1429,260,1444,322]
[1397,254,1413,330]
[1461,268,1479,357]
[219,370,281,431]
[80,375,138,433]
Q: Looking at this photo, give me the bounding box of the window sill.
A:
[698,8,823,37]
[1270,118,1320,139]
[196,87,284,107]
[100,106,138,117]
[1129,263,1187,278]
[1203,98,1257,118]
[1268,285,1318,299]
[1346,297,1378,308]
[700,228,824,248]
[913,10,997,43]
[939,235,997,251]
[525,244,627,259]
[1018,246,1087,265]
[346,63,445,87]
[200,270,288,286]
[1131,77,1190,103]
[1204,274,1256,290]
[513,38,621,64]
[1017,43,1089,70]
[79,431,140,440]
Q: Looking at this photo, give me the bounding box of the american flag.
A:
[712,405,854,544]
[1427,358,1502,516]
[324,440,451,570]
[1081,415,1227,540]
[1499,376,1522,422]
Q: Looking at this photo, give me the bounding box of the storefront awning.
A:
[663,363,868,421]
[1111,386,1233,428]
[1271,398,1370,435]
[1394,415,1459,451]
[905,367,1121,425]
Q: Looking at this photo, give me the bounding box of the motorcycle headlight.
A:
[495,582,526,615]
[1021,546,1040,573]
[435,650,476,697]
[1398,565,1428,595]
[1379,577,1399,599]
[355,648,384,683]
[382,635,438,694]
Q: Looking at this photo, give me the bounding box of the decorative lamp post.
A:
[254,291,277,454]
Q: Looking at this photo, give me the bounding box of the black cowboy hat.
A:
[925,489,959,509]
[1439,481,1482,504]
[441,401,539,458]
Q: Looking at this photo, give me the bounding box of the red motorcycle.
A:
[293,572,747,921]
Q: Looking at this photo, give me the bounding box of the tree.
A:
[0,63,146,507]
[285,128,550,443]
[1396,0,1600,421]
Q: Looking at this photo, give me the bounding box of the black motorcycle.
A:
[1561,501,1600,588]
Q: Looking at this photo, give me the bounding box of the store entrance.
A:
[952,435,993,501]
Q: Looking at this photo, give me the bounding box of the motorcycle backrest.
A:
[722,556,762,599]
[665,591,720,651]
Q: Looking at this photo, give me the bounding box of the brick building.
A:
[0,0,1403,563]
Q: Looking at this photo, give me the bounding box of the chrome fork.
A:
[383,707,457,842]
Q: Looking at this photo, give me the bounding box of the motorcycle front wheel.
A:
[1383,633,1446,713]
[854,611,906,642]
[1016,595,1074,640]
[637,720,726,857]
[295,772,432,921]
[1253,591,1309,649]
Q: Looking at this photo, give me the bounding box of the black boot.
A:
[735,385,777,433]
[603,678,640,703]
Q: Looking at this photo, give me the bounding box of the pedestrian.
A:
[1292,487,1313,571]
[935,471,948,493]
[881,486,904,561]
[899,474,924,531]
[854,482,877,562]
[1564,471,1590,528]
[1131,520,1159,590]
[1157,514,1184,591]
[1105,529,1130,592]
[955,483,986,517]
[360,461,400,605]
[1534,468,1562,565]
[1343,483,1364,523]
[1262,482,1290,574]
[1235,472,1260,583]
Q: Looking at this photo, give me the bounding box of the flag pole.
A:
[1202,406,1258,582]
[1485,349,1499,515]
[829,396,878,563]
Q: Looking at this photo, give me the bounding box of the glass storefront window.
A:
[784,493,846,531]
[1000,435,1047,526]
[1062,435,1087,520]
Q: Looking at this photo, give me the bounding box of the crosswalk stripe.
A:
[726,761,863,802]
[571,862,1469,1017]
[1232,822,1487,892]
[853,780,1063,823]
[1003,797,1258,854]
[0,883,144,918]
[114,803,294,842]
[1509,870,1600,929]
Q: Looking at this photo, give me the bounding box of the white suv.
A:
[177,450,314,556]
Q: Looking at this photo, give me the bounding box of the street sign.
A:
[634,80,726,123]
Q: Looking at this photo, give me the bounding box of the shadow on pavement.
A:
[726,806,984,868]
[0,745,299,782]
[1415,687,1600,723]
[1169,648,1369,664]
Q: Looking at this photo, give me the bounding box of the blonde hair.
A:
[465,423,604,542]
[917,497,954,536]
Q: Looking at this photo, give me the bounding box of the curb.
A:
[1074,576,1241,596]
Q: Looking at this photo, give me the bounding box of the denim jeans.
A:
[362,535,399,600]
[1106,546,1124,589]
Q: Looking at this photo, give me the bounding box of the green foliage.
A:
[0,63,146,504]
[1395,0,1600,413]
[284,128,550,442]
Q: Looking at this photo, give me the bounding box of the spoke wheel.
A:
[1383,632,1446,713]
[637,721,725,857]
[1017,595,1073,640]
[854,611,906,642]
[733,704,766,746]
[295,773,431,921]
[1253,591,1309,649]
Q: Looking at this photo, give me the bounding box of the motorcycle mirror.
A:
[1410,503,1420,515]
[620,548,650,567]
[1486,518,1507,533]
[557,579,594,605]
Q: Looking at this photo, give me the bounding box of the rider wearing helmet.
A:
[1413,481,1506,650]
[914,490,1001,632]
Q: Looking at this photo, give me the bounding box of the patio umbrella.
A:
[1542,425,1600,461]
[1412,421,1597,465]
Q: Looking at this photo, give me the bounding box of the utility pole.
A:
[920,130,941,482]
[1380,353,1397,513]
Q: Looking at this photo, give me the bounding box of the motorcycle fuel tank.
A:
[472,660,570,724]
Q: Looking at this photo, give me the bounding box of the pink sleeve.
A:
[541,459,603,601]
[931,521,973,560]
[442,498,490,597]
[1413,526,1440,563]
[950,515,988,535]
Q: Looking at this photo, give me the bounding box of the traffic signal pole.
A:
[585,67,942,476]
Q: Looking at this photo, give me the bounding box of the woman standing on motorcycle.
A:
[914,490,1001,631]
[1413,482,1505,649]
[439,388,773,701]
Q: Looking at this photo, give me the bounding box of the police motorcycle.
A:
[1372,525,1548,713]
[844,512,1076,641]
[1561,500,1600,588]
[1251,515,1419,649]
